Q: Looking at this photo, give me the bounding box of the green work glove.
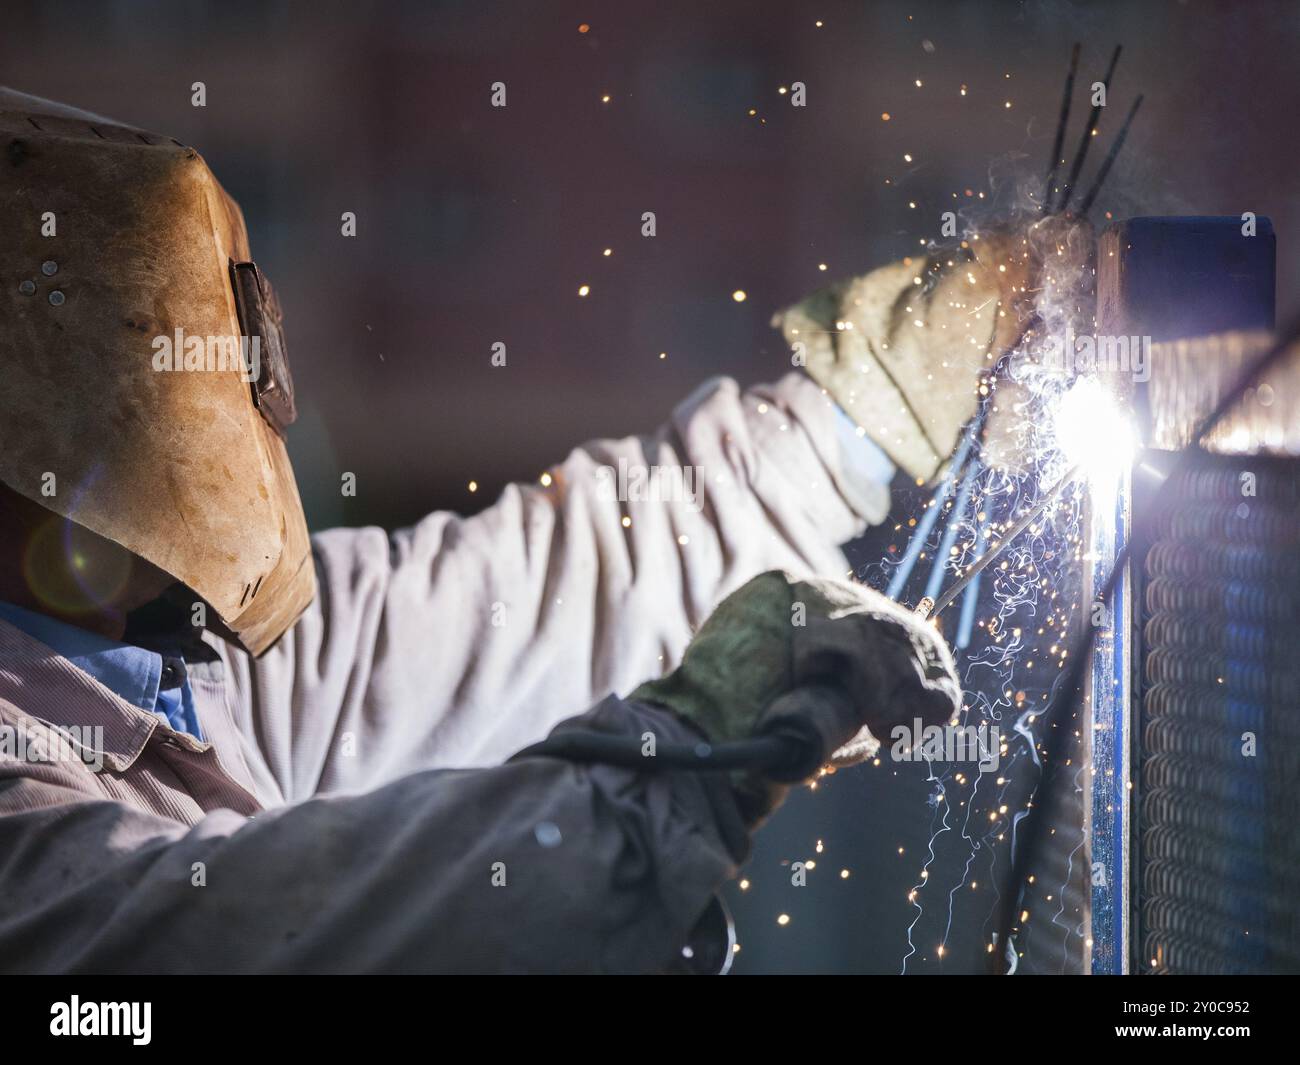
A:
[632,571,961,823]
[772,218,1091,482]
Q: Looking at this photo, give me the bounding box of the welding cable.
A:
[989,313,1300,973]
[513,719,826,783]
[515,731,801,774]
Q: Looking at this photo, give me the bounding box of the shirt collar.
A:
[0,601,162,714]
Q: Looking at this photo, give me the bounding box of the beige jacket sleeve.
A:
[218,373,894,802]
[0,688,747,974]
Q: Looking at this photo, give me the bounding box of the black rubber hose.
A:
[514,720,821,782]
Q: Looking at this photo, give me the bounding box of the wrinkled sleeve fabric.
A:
[0,697,745,974]
[220,372,894,801]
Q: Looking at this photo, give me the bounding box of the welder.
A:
[0,89,1035,973]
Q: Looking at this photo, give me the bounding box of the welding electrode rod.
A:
[886,426,981,600]
[1042,43,1081,214]
[1056,45,1122,214]
[927,466,1080,618]
[954,521,986,649]
[1077,95,1144,218]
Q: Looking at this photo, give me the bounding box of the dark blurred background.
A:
[4,0,1294,530]
[6,0,1294,972]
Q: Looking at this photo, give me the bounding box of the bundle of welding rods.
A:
[892,44,1142,627]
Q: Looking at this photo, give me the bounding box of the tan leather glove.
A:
[773,218,1091,482]
[632,570,962,823]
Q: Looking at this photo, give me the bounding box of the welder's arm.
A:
[222,374,894,800]
[0,697,743,974]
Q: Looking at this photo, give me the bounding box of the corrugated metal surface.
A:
[1137,454,1300,973]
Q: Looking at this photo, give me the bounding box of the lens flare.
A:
[21,514,134,617]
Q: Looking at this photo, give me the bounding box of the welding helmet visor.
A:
[0,89,314,655]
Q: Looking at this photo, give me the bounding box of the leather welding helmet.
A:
[0,89,314,655]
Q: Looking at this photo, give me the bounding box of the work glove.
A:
[773,217,1092,482]
[632,570,962,824]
